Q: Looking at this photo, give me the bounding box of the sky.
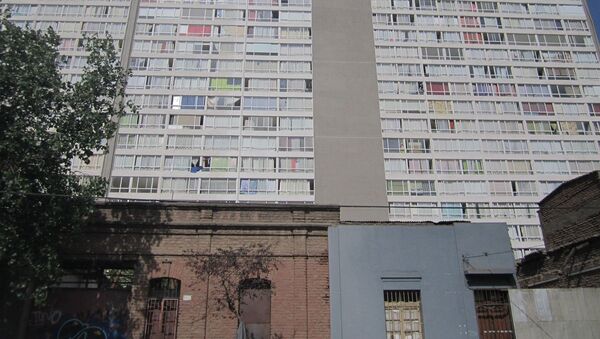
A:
[589,0,600,41]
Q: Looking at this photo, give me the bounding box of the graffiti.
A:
[57,319,107,339]
[30,306,128,339]
[29,292,130,339]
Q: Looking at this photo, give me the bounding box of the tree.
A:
[0,16,130,337]
[187,243,279,335]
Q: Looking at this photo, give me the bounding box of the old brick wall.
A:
[517,236,600,288]
[56,202,337,339]
[538,171,600,251]
[519,171,600,288]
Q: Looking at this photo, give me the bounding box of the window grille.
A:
[474,290,515,339]
[384,290,424,339]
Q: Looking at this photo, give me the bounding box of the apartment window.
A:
[569,161,600,174]
[474,290,515,339]
[244,97,277,110]
[485,160,531,175]
[384,290,424,339]
[385,159,408,173]
[279,157,314,173]
[243,116,277,131]
[540,181,564,195]
[206,96,241,110]
[279,179,313,195]
[562,141,597,154]
[113,155,160,171]
[279,117,312,131]
[119,114,164,129]
[71,154,104,171]
[215,9,245,19]
[508,225,542,242]
[279,136,313,152]
[172,77,207,90]
[174,59,209,71]
[180,8,212,19]
[204,116,239,129]
[522,103,554,116]
[564,20,588,31]
[144,278,180,339]
[433,139,479,153]
[242,157,276,173]
[530,140,562,154]
[438,180,486,196]
[171,96,205,110]
[559,121,591,135]
[573,52,597,63]
[534,161,569,175]
[209,78,242,91]
[167,135,202,149]
[168,115,203,129]
[240,179,277,195]
[204,136,238,150]
[555,103,584,116]
[164,157,202,172]
[200,178,237,194]
[240,137,274,151]
[526,121,558,135]
[210,60,242,72]
[489,181,536,196]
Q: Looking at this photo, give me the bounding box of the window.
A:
[508,225,542,242]
[56,264,133,289]
[239,279,272,339]
[387,180,435,196]
[242,157,276,172]
[240,179,277,195]
[474,290,515,339]
[200,178,236,194]
[384,290,424,339]
[110,177,159,193]
[144,278,180,339]
[206,97,241,110]
[279,157,313,173]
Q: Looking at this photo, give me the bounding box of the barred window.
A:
[384,290,424,339]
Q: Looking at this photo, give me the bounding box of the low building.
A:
[26,201,337,339]
[328,222,517,339]
[22,202,522,339]
[518,171,600,288]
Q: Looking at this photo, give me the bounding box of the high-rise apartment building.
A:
[4,0,600,258]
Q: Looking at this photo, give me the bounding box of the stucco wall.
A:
[312,0,389,221]
[509,288,600,339]
[328,222,515,339]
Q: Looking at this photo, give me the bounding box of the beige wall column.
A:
[312,0,389,221]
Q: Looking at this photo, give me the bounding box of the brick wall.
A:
[518,171,600,288]
[44,202,338,339]
[517,236,600,288]
[538,171,600,251]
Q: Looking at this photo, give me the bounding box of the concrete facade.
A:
[5,0,600,256]
[328,222,516,339]
[312,0,389,221]
[509,288,600,338]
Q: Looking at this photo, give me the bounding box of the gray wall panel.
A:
[312,0,388,221]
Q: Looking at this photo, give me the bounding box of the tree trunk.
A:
[16,283,34,339]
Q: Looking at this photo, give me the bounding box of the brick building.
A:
[518,171,600,288]
[26,201,338,339]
